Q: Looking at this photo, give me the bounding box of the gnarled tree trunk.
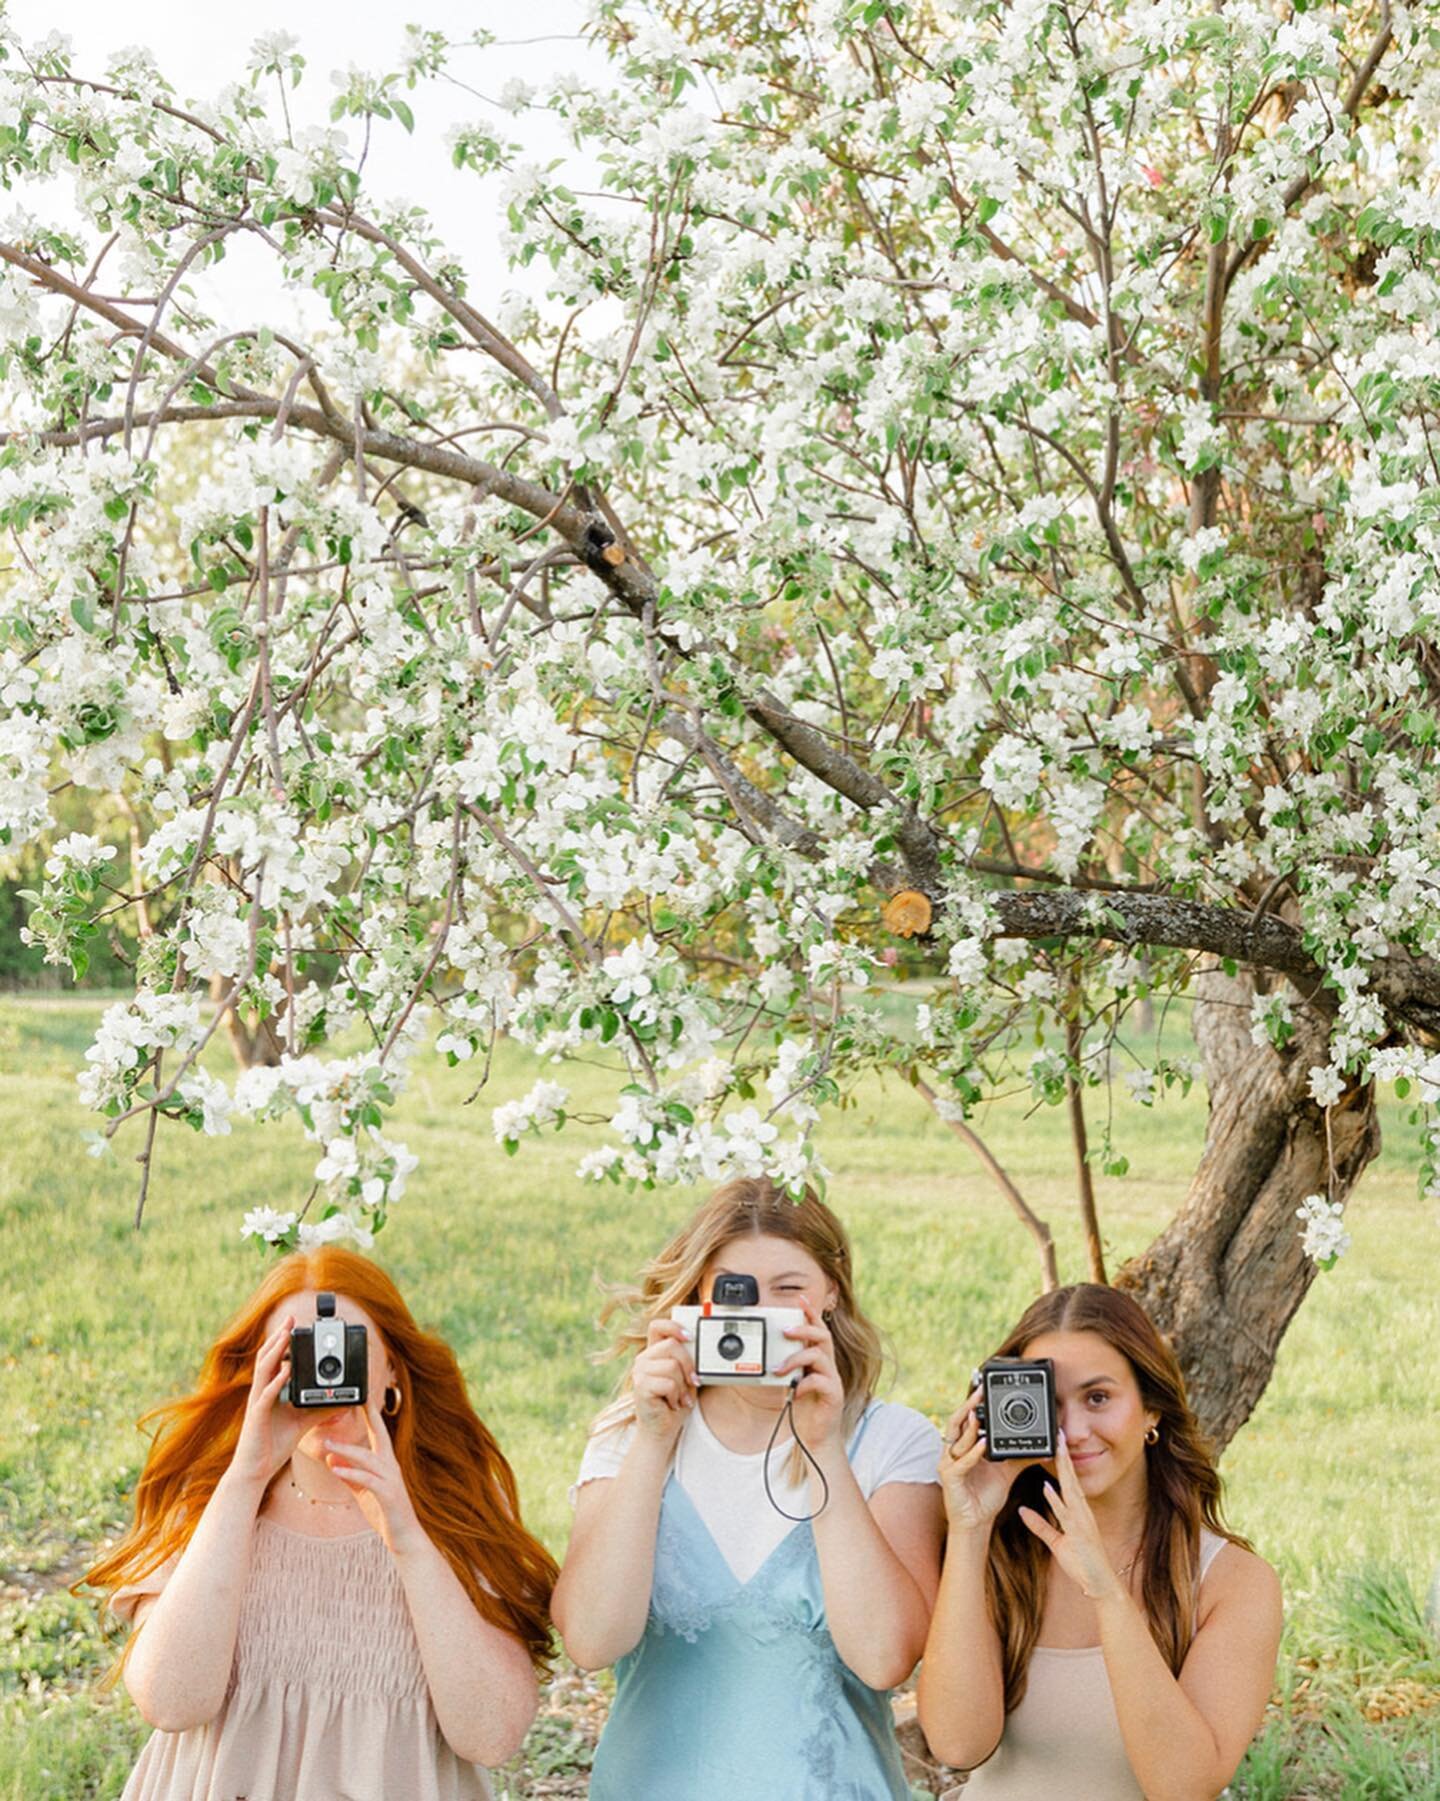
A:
[1117,968,1380,1454]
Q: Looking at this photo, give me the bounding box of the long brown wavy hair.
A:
[985,1284,1249,1712]
[592,1178,889,1468]
[85,1247,558,1670]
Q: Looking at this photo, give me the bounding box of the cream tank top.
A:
[960,1528,1229,1801]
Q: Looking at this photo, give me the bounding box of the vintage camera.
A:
[671,1273,805,1386]
[974,1357,1057,1461]
[280,1292,368,1409]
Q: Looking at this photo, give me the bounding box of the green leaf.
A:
[392,98,414,133]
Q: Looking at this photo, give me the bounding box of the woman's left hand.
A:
[1017,1433,1130,1602]
[323,1394,426,1558]
[777,1299,846,1455]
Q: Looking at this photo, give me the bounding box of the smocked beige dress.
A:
[115,1516,493,1801]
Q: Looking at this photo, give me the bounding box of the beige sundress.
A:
[961,1529,1231,1799]
[115,1515,493,1801]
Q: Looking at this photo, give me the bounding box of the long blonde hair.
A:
[985,1284,1250,1712]
[591,1179,888,1458]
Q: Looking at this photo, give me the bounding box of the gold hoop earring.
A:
[383,1386,403,1417]
[1144,1425,1159,1446]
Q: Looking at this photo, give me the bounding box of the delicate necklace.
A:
[1112,1542,1143,1582]
[286,1460,356,1511]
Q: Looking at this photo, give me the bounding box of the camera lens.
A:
[716,1331,745,1362]
[999,1392,1039,1433]
[317,1354,343,1382]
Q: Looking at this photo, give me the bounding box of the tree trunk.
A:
[1116,968,1380,1454]
[211,971,284,1070]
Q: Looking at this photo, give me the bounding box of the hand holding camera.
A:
[631,1317,699,1445]
[228,1316,313,1491]
[773,1297,846,1455]
[229,1295,370,1494]
[939,1359,1058,1534]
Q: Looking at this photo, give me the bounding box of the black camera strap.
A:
[761,1378,831,1523]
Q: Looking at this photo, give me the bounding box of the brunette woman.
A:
[918,1284,1282,1800]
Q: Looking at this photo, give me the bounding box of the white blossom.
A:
[1295,1194,1351,1266]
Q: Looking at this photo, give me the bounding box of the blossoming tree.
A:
[2,0,1436,1446]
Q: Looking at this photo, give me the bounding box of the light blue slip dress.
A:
[588,1403,912,1800]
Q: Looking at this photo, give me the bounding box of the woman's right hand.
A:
[631,1319,698,1445]
[938,1390,1032,1533]
[227,1317,310,1489]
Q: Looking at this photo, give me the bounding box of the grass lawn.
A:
[2,994,1438,1797]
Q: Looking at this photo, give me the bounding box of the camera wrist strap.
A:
[761,1378,831,1523]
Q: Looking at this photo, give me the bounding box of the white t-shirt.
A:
[574,1397,941,1585]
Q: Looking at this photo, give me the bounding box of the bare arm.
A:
[1095,1549,1282,1800]
[811,1460,944,1689]
[916,1522,1006,1768]
[124,1469,266,1731]
[325,1394,540,1765]
[551,1433,673,1669]
[779,1306,942,1689]
[551,1319,693,1670]
[124,1319,305,1731]
[390,1536,539,1764]
[916,1396,1032,1769]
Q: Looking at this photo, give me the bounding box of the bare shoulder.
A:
[1199,1542,1282,1626]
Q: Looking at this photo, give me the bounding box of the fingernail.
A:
[1059,1428,1068,1444]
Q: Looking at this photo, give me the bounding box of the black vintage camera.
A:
[975,1357,1057,1461]
[280,1292,368,1408]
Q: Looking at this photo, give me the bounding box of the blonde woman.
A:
[553,1178,944,1799]
[918,1284,1282,1799]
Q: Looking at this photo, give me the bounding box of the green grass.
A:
[2,995,1438,1797]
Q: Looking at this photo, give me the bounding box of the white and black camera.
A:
[280,1292,368,1408]
[672,1274,804,1386]
[975,1357,1057,1461]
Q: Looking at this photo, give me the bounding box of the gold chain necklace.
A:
[286,1460,356,1511]
[1112,1542,1144,1582]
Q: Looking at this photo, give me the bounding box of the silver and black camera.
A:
[671,1273,804,1386]
[975,1357,1057,1461]
[280,1292,368,1408]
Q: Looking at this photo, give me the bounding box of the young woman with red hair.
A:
[918,1284,1282,1800]
[86,1246,557,1801]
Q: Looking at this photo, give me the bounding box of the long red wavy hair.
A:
[85,1247,557,1669]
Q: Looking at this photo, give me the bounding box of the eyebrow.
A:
[715,1267,810,1282]
[1076,1375,1116,1388]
